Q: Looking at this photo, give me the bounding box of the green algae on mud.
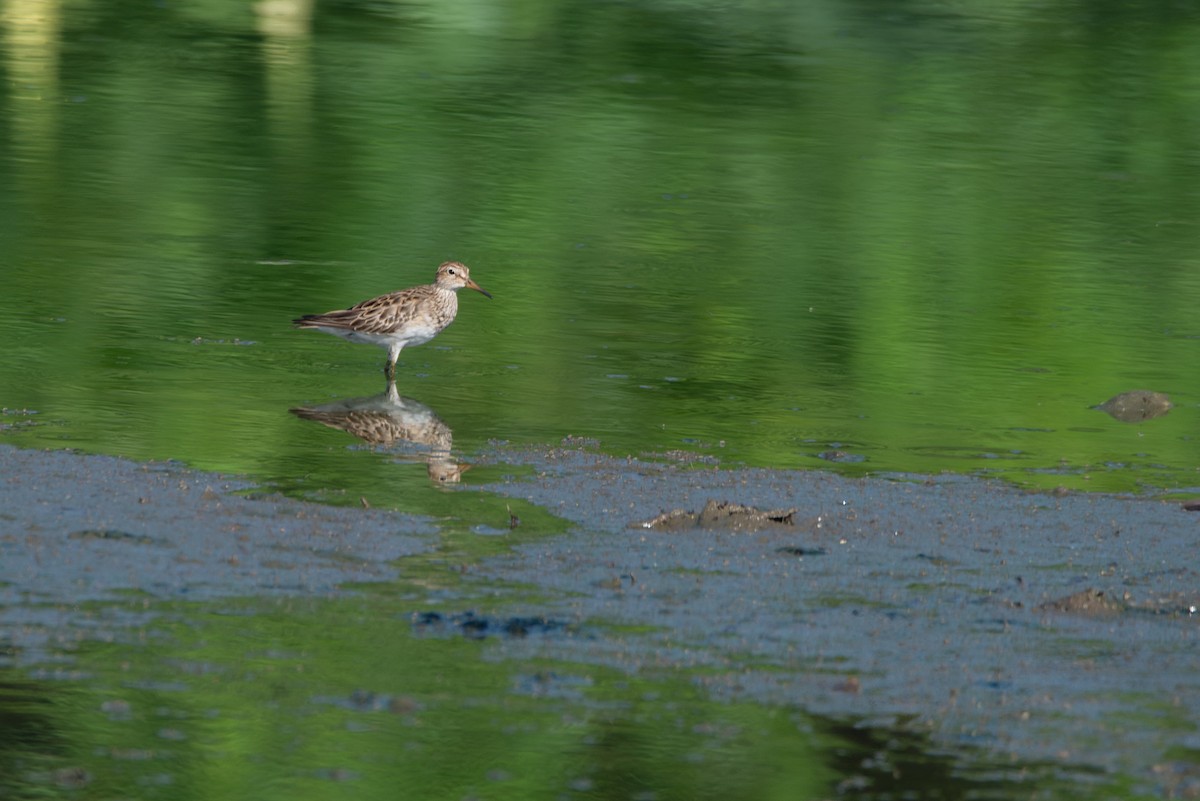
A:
[2,443,1198,799]
[475,444,1200,790]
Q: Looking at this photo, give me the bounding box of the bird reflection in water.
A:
[289,382,469,483]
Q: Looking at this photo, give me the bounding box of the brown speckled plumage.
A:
[290,384,469,482]
[294,261,491,379]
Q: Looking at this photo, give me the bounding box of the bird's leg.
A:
[385,343,402,381]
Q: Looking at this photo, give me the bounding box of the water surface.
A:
[3,0,1198,496]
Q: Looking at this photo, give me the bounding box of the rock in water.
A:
[1093,390,1172,423]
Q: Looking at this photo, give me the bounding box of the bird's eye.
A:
[448,268,456,275]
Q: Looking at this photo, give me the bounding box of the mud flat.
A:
[476,445,1200,793]
[0,444,434,662]
[2,443,1198,795]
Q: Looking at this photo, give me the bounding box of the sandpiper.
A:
[293,261,491,379]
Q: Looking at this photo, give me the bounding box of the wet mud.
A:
[0,444,433,638]
[2,442,1198,794]
[474,445,1200,789]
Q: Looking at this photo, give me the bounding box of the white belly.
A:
[320,322,443,350]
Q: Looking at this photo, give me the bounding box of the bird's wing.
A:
[294,286,432,334]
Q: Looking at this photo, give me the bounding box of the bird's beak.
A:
[467,279,492,299]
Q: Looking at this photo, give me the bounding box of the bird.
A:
[293,261,491,380]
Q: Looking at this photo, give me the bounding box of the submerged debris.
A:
[776,545,829,557]
[68,529,158,545]
[0,407,40,432]
[1037,587,1200,618]
[1037,588,1127,616]
[411,610,572,640]
[1093,390,1172,423]
[634,499,797,533]
[818,450,866,464]
[642,449,720,465]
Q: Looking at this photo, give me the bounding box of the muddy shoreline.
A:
[2,443,1197,795]
[475,447,1199,785]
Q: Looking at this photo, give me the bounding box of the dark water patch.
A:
[68,529,160,545]
[816,449,868,464]
[411,610,577,640]
[776,545,829,557]
[315,688,425,715]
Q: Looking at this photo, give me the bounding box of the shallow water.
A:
[2,0,1199,496]
[3,2,1200,798]
[5,444,1189,801]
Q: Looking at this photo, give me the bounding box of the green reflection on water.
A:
[0,595,1114,800]
[2,0,1199,494]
